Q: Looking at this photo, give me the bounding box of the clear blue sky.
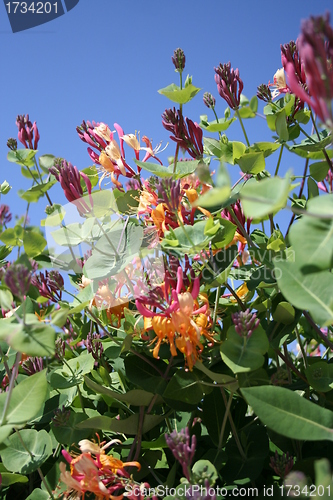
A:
[0,0,332,226]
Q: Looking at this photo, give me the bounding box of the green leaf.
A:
[274,259,333,326]
[26,489,50,500]
[0,288,14,310]
[0,316,55,357]
[163,371,205,404]
[19,181,56,202]
[52,411,90,445]
[76,414,165,435]
[7,149,37,167]
[289,130,332,153]
[0,467,28,486]
[236,151,265,174]
[240,174,291,220]
[0,226,23,246]
[134,159,199,179]
[310,161,329,182]
[0,180,11,195]
[289,195,333,272]
[84,376,159,406]
[200,117,236,132]
[237,106,256,119]
[241,386,333,441]
[247,142,280,158]
[305,361,333,393]
[0,429,52,474]
[272,301,295,325]
[38,154,55,173]
[275,110,289,142]
[202,389,229,445]
[0,370,48,425]
[83,223,143,281]
[192,460,218,485]
[220,325,269,373]
[250,95,258,113]
[23,230,47,257]
[194,362,238,391]
[158,82,201,104]
[124,355,168,395]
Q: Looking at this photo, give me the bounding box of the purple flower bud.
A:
[203,92,216,109]
[270,450,294,478]
[214,62,244,109]
[156,178,181,212]
[50,160,93,216]
[285,13,333,125]
[31,270,64,303]
[55,337,66,360]
[165,427,196,481]
[162,108,203,159]
[172,48,186,72]
[21,357,44,375]
[185,479,216,500]
[16,114,40,150]
[85,332,103,361]
[7,138,17,151]
[4,264,32,299]
[0,205,12,226]
[257,84,272,102]
[231,309,260,338]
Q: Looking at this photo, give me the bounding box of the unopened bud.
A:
[203,92,216,109]
[172,48,186,72]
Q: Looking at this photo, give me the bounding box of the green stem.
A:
[274,145,284,177]
[220,389,247,461]
[225,282,246,311]
[235,108,250,147]
[295,326,308,369]
[0,352,21,426]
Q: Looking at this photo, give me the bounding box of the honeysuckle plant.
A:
[1,12,333,500]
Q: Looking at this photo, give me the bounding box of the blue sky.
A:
[0,0,332,227]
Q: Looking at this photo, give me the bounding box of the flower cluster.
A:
[77,120,162,189]
[58,438,141,499]
[136,263,214,370]
[165,427,196,481]
[162,107,203,159]
[214,62,244,109]
[232,309,260,338]
[16,114,40,150]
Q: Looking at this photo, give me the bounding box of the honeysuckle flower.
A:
[214,62,244,109]
[59,437,141,499]
[122,133,140,156]
[16,114,40,150]
[285,13,333,126]
[0,205,12,226]
[162,108,203,159]
[270,68,289,99]
[136,266,214,370]
[105,140,126,176]
[50,160,93,216]
[93,122,112,143]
